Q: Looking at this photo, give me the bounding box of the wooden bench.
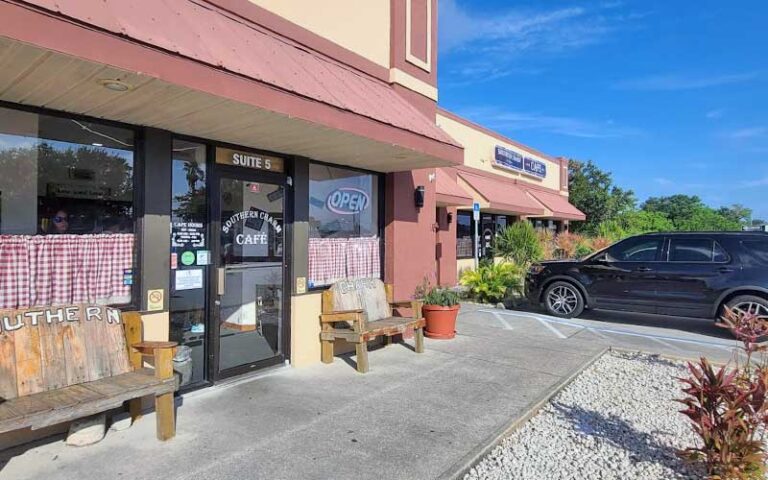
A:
[320,279,425,373]
[0,305,178,441]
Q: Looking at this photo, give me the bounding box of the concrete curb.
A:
[436,346,610,480]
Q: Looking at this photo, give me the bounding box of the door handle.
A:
[217,267,226,295]
[718,267,735,274]
[634,267,653,272]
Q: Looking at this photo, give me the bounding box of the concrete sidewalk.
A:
[1,304,606,480]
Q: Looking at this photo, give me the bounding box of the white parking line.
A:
[492,312,515,330]
[479,309,734,351]
[532,316,568,339]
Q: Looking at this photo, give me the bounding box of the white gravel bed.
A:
[465,351,704,480]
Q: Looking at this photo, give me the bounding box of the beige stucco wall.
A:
[141,311,169,341]
[457,256,509,276]
[290,292,323,367]
[457,258,475,277]
[251,0,391,68]
[437,113,561,192]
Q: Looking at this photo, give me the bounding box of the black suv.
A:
[526,232,768,320]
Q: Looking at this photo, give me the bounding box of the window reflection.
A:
[169,140,208,387]
[0,106,135,308]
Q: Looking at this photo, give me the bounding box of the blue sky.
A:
[438,0,768,220]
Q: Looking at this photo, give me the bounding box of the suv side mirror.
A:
[593,253,610,263]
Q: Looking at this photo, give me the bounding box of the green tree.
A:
[717,204,752,226]
[596,210,674,241]
[641,195,705,223]
[641,195,742,231]
[568,159,636,233]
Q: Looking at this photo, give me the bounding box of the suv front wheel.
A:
[543,281,585,319]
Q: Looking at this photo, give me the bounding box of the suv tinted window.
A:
[713,242,729,263]
[669,239,725,262]
[742,240,768,266]
[608,237,663,262]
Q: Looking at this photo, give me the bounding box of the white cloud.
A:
[727,126,768,139]
[439,1,649,86]
[705,109,724,120]
[440,1,594,54]
[614,72,758,91]
[654,177,673,186]
[456,107,642,139]
[743,177,768,187]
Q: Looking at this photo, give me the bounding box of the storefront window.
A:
[308,163,380,287]
[456,212,473,258]
[0,106,135,309]
[169,140,208,387]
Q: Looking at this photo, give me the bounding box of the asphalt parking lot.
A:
[461,303,741,364]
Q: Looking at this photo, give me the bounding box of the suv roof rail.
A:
[637,231,768,236]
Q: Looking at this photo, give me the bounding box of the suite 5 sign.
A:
[326,187,370,215]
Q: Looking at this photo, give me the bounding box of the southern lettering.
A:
[222,210,282,235]
[0,305,121,333]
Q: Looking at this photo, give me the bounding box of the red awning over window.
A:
[457,171,545,216]
[435,169,473,206]
[526,189,586,221]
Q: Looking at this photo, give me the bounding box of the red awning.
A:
[527,189,586,221]
[457,171,545,215]
[16,0,461,162]
[435,169,473,206]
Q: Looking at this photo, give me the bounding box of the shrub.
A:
[459,262,523,304]
[574,241,594,259]
[422,287,460,307]
[678,309,768,479]
[494,221,543,267]
[537,229,556,260]
[590,236,613,252]
[555,232,583,259]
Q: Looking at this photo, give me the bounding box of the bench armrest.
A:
[390,301,412,308]
[130,341,178,380]
[131,341,178,354]
[320,310,364,322]
[391,300,423,320]
[320,309,366,332]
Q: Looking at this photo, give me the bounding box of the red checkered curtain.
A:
[308,236,381,287]
[0,234,134,309]
[346,237,380,280]
[0,236,32,310]
[308,237,348,287]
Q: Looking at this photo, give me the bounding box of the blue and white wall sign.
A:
[494,146,523,171]
[523,157,547,178]
[326,187,370,215]
[493,145,547,179]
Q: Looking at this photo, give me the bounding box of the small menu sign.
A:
[215,148,284,173]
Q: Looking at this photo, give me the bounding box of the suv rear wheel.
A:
[725,295,768,319]
[543,281,585,318]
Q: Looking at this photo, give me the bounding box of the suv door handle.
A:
[634,267,653,272]
[718,267,735,274]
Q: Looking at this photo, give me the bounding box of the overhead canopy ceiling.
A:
[0,0,463,172]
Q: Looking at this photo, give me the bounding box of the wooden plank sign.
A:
[0,305,131,401]
[331,279,392,323]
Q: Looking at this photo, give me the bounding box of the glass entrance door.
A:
[214,174,286,376]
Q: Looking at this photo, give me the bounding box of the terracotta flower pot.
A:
[422,304,460,340]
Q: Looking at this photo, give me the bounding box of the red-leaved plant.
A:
[678,308,768,479]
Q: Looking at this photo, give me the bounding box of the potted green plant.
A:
[421,286,460,340]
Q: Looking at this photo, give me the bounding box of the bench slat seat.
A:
[0,368,176,433]
[320,279,425,373]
